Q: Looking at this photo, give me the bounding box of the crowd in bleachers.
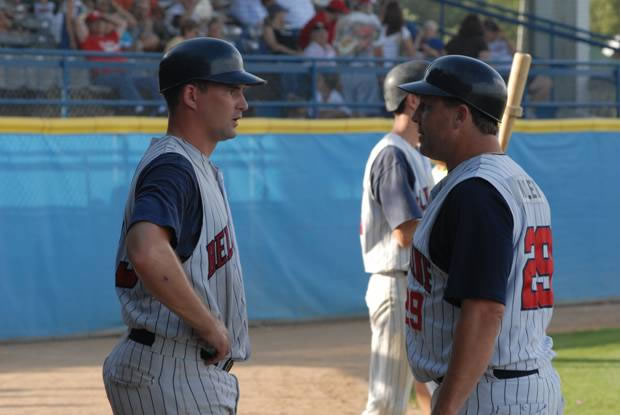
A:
[0,0,556,117]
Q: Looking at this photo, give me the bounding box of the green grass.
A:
[552,328,620,415]
[409,328,620,414]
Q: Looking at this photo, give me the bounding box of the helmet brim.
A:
[398,80,453,98]
[208,71,267,86]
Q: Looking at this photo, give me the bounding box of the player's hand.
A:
[198,318,231,365]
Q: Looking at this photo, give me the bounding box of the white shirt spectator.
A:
[310,88,352,117]
[376,26,411,66]
[229,0,266,28]
[275,0,314,30]
[303,41,336,61]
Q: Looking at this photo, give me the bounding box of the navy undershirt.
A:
[370,146,423,228]
[428,178,514,306]
[129,153,202,262]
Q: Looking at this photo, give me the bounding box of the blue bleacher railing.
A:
[0,48,618,118]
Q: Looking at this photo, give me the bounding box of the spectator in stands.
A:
[445,13,489,59]
[57,0,89,49]
[483,19,513,61]
[165,0,195,36]
[76,10,163,115]
[311,73,351,118]
[298,0,348,50]
[334,0,382,116]
[92,0,137,49]
[374,0,416,67]
[229,0,266,32]
[303,21,336,60]
[206,13,224,38]
[128,0,164,51]
[274,0,314,45]
[482,18,553,118]
[94,0,137,30]
[413,19,444,59]
[164,17,198,50]
[34,0,56,23]
[0,10,12,34]
[261,3,299,55]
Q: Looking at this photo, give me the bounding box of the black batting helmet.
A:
[398,55,507,122]
[159,37,266,93]
[383,60,428,112]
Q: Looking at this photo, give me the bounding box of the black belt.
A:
[128,328,234,372]
[435,369,538,384]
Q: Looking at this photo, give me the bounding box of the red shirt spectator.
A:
[76,11,128,73]
[298,0,348,49]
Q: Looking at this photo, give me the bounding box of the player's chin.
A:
[220,128,238,141]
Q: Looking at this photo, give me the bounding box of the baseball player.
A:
[399,55,564,414]
[360,60,435,415]
[102,37,266,415]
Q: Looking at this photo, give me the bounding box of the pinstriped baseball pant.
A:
[431,362,564,414]
[363,271,413,415]
[103,335,239,414]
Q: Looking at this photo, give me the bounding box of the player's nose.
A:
[238,93,248,112]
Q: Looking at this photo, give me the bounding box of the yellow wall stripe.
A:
[0,117,618,134]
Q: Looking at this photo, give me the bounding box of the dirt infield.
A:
[0,301,618,415]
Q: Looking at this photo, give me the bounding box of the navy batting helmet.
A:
[383,60,428,112]
[398,55,507,122]
[159,37,266,93]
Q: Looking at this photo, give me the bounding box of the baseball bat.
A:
[498,52,532,152]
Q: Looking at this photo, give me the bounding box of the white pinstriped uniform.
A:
[360,133,434,414]
[103,135,249,415]
[405,154,563,414]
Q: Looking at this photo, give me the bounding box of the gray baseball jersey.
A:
[405,154,563,414]
[103,135,249,414]
[360,133,434,274]
[361,133,435,414]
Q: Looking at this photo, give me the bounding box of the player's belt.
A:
[128,328,234,372]
[435,369,539,384]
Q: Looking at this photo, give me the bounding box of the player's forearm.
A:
[392,218,419,247]
[432,298,504,414]
[127,223,220,336]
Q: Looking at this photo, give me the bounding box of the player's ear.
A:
[182,84,200,111]
[452,103,469,128]
[406,94,420,112]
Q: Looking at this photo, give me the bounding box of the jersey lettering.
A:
[410,247,432,293]
[206,225,234,279]
[521,226,554,310]
[416,186,430,211]
[405,289,424,331]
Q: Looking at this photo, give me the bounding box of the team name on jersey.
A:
[206,225,234,278]
[410,246,432,293]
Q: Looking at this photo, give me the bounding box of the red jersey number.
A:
[521,226,554,310]
[405,289,424,331]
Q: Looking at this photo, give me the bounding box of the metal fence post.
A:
[60,56,69,118]
[310,60,317,119]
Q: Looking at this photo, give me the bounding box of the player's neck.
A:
[391,116,420,148]
[167,118,217,157]
[447,133,503,171]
